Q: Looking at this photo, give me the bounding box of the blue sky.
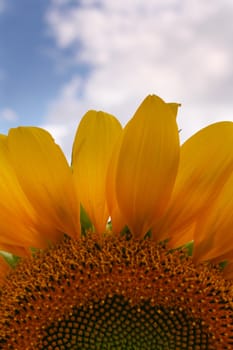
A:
[1,0,233,159]
[1,1,57,122]
[0,1,86,125]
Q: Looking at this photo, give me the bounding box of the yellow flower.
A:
[0,95,233,349]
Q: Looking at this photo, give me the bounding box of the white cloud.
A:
[0,108,19,122]
[40,122,70,156]
[44,0,233,157]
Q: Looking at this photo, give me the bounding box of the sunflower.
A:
[0,95,233,350]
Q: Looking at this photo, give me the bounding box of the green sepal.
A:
[0,251,20,268]
[184,241,194,256]
[80,204,93,235]
[219,260,228,270]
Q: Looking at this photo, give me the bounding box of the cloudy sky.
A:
[1,0,233,159]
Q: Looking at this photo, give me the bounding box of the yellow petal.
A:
[106,102,180,236]
[72,111,122,234]
[0,244,30,257]
[167,102,181,118]
[167,223,195,249]
[106,138,126,234]
[0,135,46,252]
[115,95,180,238]
[160,122,233,245]
[193,171,233,263]
[7,127,80,242]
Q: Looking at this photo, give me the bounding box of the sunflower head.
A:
[0,94,233,349]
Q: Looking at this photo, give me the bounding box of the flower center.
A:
[0,235,232,349]
[41,296,209,350]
